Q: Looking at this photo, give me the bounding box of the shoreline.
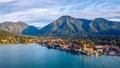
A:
[0,42,120,56]
[37,43,120,56]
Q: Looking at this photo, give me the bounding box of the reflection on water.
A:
[84,56,86,64]
[0,43,119,68]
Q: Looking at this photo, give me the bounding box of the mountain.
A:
[39,15,120,36]
[40,16,86,36]
[22,26,40,36]
[0,22,40,36]
[0,22,28,34]
[1,16,120,37]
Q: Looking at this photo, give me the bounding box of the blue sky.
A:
[0,0,120,27]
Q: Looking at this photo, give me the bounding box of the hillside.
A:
[0,22,28,34]
[22,26,40,36]
[0,15,120,37]
[0,30,35,44]
[0,22,40,36]
[39,15,120,37]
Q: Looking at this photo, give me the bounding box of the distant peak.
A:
[60,15,73,18]
[94,18,108,21]
[3,21,13,23]
[17,21,25,23]
[17,21,28,25]
[1,22,15,25]
[77,18,91,21]
[1,21,28,26]
[2,21,24,24]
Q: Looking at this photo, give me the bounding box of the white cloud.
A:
[0,7,61,26]
[0,8,48,22]
[0,0,14,3]
[29,22,50,27]
[0,0,120,27]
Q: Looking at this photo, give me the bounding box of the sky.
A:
[0,0,120,27]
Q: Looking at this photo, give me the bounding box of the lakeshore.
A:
[0,43,119,68]
[36,38,120,56]
[0,30,120,56]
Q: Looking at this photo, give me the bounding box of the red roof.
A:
[104,45,109,49]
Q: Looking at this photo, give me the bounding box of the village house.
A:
[83,44,93,55]
[94,45,103,53]
[103,45,110,55]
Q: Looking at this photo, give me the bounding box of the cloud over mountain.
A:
[0,0,120,27]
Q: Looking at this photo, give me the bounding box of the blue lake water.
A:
[0,43,119,68]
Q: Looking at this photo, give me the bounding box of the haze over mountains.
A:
[0,15,120,37]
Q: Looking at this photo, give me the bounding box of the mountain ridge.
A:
[39,15,120,36]
[0,21,28,34]
[0,15,120,37]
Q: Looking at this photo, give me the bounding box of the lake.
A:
[0,43,119,68]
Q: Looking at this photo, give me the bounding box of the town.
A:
[0,30,120,56]
[36,37,120,56]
